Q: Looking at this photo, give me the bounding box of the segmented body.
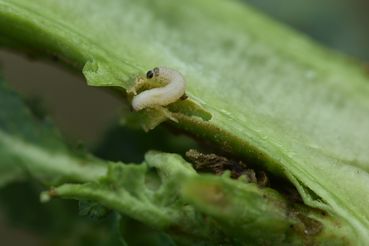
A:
[132,67,186,111]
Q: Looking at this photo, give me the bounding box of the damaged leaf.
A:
[1,0,369,243]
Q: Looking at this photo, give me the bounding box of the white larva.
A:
[131,67,186,111]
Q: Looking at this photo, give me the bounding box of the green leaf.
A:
[47,152,195,229]
[47,151,353,244]
[1,0,369,243]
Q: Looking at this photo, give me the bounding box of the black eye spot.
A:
[146,70,154,79]
[153,67,160,76]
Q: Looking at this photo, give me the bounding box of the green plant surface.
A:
[0,77,107,185]
[0,75,353,244]
[1,0,369,244]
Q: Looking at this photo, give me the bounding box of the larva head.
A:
[146,67,160,79]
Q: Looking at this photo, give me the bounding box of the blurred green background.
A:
[0,0,368,245]
[244,0,369,61]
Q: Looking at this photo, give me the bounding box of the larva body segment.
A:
[132,67,186,111]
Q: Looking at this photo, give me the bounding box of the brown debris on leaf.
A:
[185,149,268,187]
